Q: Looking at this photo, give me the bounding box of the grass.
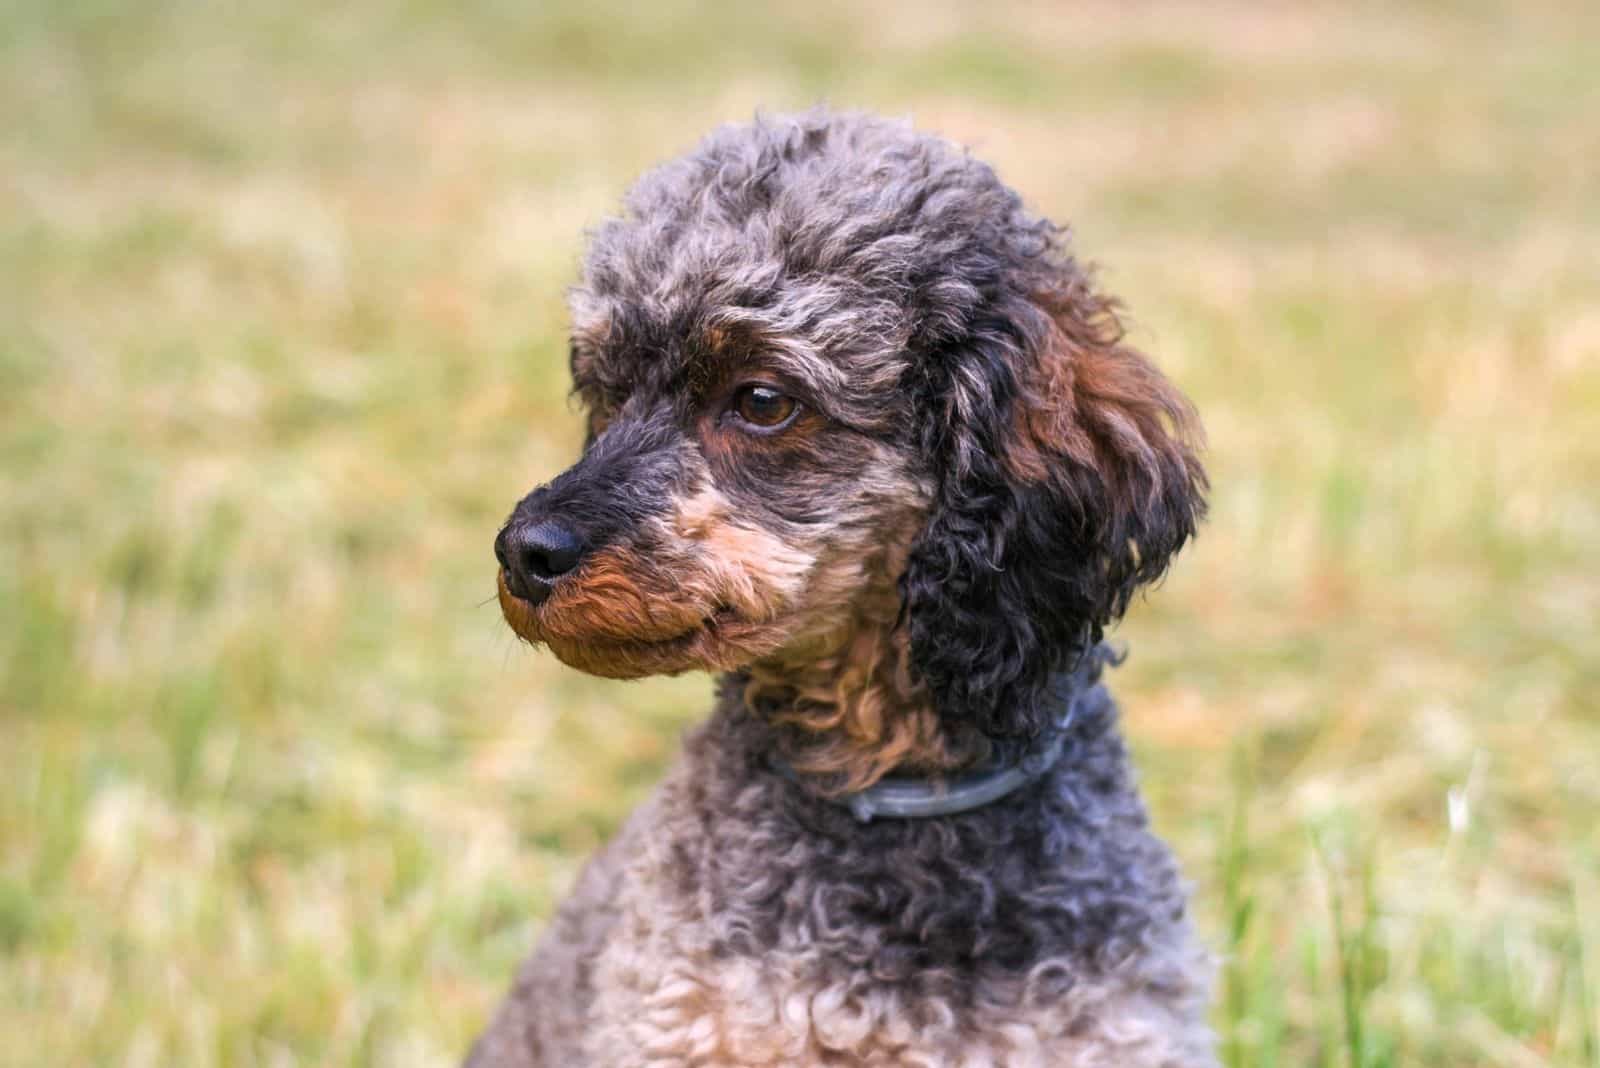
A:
[2,0,1598,1064]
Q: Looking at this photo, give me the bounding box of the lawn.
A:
[2,1,1598,1065]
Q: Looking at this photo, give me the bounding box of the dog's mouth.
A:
[497,569,767,678]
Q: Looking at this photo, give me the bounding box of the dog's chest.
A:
[549,722,1214,1067]
[583,919,1209,1068]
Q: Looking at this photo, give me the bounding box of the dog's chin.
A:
[497,571,785,679]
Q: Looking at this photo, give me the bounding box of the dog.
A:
[468,109,1212,1067]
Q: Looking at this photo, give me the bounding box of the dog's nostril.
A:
[509,520,587,585]
[522,545,577,581]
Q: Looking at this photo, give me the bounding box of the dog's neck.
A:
[737,585,990,795]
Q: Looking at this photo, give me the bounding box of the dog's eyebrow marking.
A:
[692,317,844,395]
[759,339,847,398]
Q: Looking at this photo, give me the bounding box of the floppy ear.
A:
[901,279,1206,740]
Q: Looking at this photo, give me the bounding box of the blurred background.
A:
[3,1,1598,1065]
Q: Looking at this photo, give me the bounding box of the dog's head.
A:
[497,110,1205,748]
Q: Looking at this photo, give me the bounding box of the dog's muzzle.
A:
[494,403,684,608]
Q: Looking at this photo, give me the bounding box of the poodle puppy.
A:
[468,109,1212,1067]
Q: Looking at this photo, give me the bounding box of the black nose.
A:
[495,519,588,605]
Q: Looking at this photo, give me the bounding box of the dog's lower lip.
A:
[594,606,743,656]
[553,609,742,652]
[648,608,738,647]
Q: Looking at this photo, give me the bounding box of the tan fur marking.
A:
[1006,292,1202,505]
[498,482,820,679]
[701,324,730,352]
[673,484,814,622]
[521,547,700,643]
[745,509,984,793]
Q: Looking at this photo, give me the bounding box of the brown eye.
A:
[731,384,798,431]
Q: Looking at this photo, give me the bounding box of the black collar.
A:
[773,681,1096,823]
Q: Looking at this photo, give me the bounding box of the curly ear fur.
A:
[902,269,1206,741]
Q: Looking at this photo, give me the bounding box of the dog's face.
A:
[497,112,1206,740]
[495,315,930,679]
